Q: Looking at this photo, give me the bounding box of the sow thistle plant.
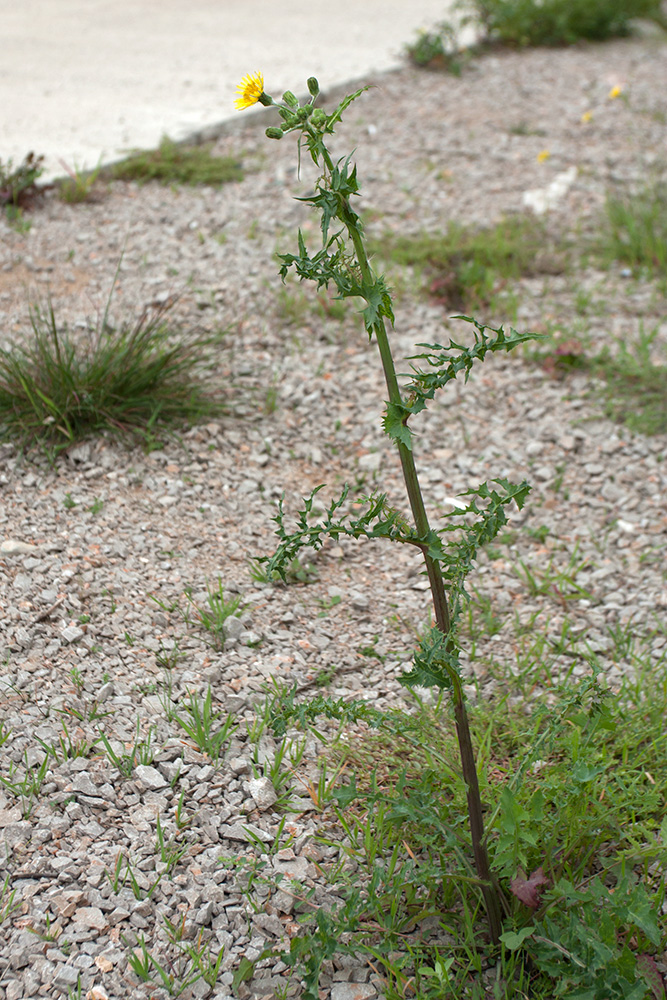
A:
[237,73,542,945]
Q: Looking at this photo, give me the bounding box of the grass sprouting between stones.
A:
[0,296,227,456]
[370,214,565,314]
[531,325,667,436]
[604,182,667,279]
[111,136,244,187]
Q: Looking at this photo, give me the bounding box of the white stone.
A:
[247,776,278,811]
[0,539,38,556]
[72,905,107,930]
[61,625,85,644]
[331,984,377,1000]
[134,764,168,790]
[221,822,272,843]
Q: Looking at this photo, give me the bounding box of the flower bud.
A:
[282,90,299,109]
[307,77,320,97]
[311,108,326,126]
[265,127,283,140]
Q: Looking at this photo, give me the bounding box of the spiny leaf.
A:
[401,626,460,691]
[383,401,413,450]
[405,316,544,404]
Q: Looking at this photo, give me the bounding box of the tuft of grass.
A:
[604,183,667,279]
[0,292,227,456]
[174,687,238,762]
[58,158,103,204]
[371,215,564,314]
[464,0,667,47]
[182,578,243,650]
[112,135,243,187]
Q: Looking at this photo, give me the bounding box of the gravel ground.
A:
[1,37,666,1000]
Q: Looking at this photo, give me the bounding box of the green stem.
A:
[343,202,503,944]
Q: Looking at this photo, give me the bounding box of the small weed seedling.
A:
[0,874,19,926]
[174,687,238,762]
[182,577,242,650]
[0,152,44,209]
[106,852,163,901]
[97,721,156,777]
[0,753,50,817]
[58,157,103,203]
[155,814,190,873]
[405,20,466,73]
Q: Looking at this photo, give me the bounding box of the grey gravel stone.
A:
[61,625,85,644]
[0,540,38,556]
[134,764,168,790]
[331,984,377,1000]
[247,776,278,811]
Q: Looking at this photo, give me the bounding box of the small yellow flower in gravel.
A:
[537,149,550,163]
[608,85,622,99]
[235,71,265,111]
[581,110,593,123]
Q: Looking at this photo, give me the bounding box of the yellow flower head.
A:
[581,110,593,124]
[537,149,550,163]
[608,85,622,100]
[235,72,265,111]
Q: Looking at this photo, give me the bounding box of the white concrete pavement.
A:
[2,1,452,180]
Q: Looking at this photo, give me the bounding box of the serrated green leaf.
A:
[402,626,459,691]
[382,401,412,449]
[333,775,358,807]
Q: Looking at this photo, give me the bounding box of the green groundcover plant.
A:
[459,0,666,47]
[406,0,667,66]
[235,71,667,998]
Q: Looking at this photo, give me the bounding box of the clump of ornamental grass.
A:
[234,71,667,1000]
[0,291,226,457]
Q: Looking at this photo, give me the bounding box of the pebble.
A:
[134,764,168,790]
[331,984,377,1000]
[72,906,107,931]
[247,776,278,811]
[61,625,85,644]
[0,540,38,555]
